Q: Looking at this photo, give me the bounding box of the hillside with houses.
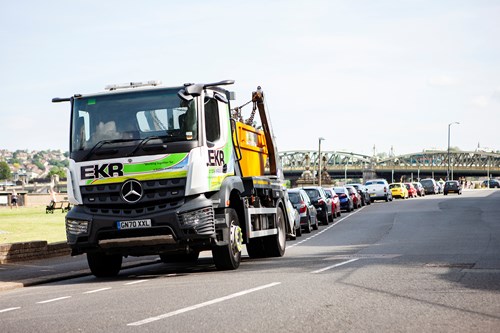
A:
[0,149,68,190]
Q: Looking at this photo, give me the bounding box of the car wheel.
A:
[328,208,334,222]
[385,195,389,202]
[296,223,302,237]
[312,216,319,230]
[304,214,312,233]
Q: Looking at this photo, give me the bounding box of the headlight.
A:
[178,207,214,227]
[66,219,90,235]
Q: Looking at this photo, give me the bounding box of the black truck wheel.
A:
[87,252,122,278]
[263,206,286,257]
[246,238,266,258]
[212,208,242,270]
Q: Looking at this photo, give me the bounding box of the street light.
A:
[447,121,460,181]
[318,137,325,187]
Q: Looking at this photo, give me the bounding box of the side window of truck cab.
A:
[204,98,221,145]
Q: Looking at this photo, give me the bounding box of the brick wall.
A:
[0,241,70,264]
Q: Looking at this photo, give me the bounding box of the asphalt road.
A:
[1,190,499,332]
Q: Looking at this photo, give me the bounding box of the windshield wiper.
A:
[83,138,137,161]
[127,136,172,156]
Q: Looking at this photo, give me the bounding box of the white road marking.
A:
[83,287,112,294]
[0,307,21,313]
[124,279,148,285]
[311,258,360,274]
[127,282,281,326]
[37,296,72,304]
[288,206,365,249]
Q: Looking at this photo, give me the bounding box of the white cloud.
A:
[492,87,500,103]
[472,96,489,108]
[427,75,460,86]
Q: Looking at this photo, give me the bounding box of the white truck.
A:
[53,80,295,277]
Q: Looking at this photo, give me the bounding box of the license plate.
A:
[117,219,152,230]
[370,193,376,196]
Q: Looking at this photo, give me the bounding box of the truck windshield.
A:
[71,88,198,157]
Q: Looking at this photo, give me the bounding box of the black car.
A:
[443,180,462,195]
[482,179,500,188]
[302,186,333,225]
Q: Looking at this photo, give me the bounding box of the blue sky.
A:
[1,0,499,156]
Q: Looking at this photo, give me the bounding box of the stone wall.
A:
[0,241,70,264]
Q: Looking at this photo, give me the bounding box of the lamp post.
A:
[318,137,325,187]
[447,122,460,181]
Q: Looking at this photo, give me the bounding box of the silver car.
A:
[365,179,393,202]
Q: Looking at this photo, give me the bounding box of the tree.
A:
[48,166,67,179]
[0,161,11,180]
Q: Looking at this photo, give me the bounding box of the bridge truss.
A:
[279,150,500,178]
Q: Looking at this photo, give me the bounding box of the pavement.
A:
[0,253,160,292]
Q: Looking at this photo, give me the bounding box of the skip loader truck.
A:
[53,80,295,277]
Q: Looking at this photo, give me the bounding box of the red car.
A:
[345,185,362,209]
[323,187,341,218]
[404,183,418,198]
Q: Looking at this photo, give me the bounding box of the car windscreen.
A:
[304,189,320,199]
[288,192,300,204]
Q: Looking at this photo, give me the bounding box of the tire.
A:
[347,203,352,212]
[87,252,122,278]
[263,206,286,257]
[160,251,199,263]
[212,208,242,270]
[312,216,319,230]
[322,210,329,225]
[328,207,334,222]
[296,223,302,237]
[385,195,389,202]
[246,238,266,258]
[304,215,312,233]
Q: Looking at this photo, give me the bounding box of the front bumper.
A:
[66,194,219,255]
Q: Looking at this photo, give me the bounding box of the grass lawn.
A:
[0,206,66,245]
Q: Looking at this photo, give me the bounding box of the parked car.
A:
[347,183,371,206]
[389,183,408,199]
[285,196,301,238]
[365,179,393,202]
[303,186,333,225]
[420,178,439,195]
[443,180,462,195]
[482,179,500,188]
[345,185,362,209]
[404,183,418,198]
[436,181,443,194]
[288,188,319,233]
[412,182,426,197]
[334,186,354,212]
[323,187,341,217]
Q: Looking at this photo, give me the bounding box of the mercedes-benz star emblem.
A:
[121,179,143,203]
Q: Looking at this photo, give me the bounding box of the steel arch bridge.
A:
[279,150,500,181]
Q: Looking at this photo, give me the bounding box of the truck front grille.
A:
[80,178,186,216]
